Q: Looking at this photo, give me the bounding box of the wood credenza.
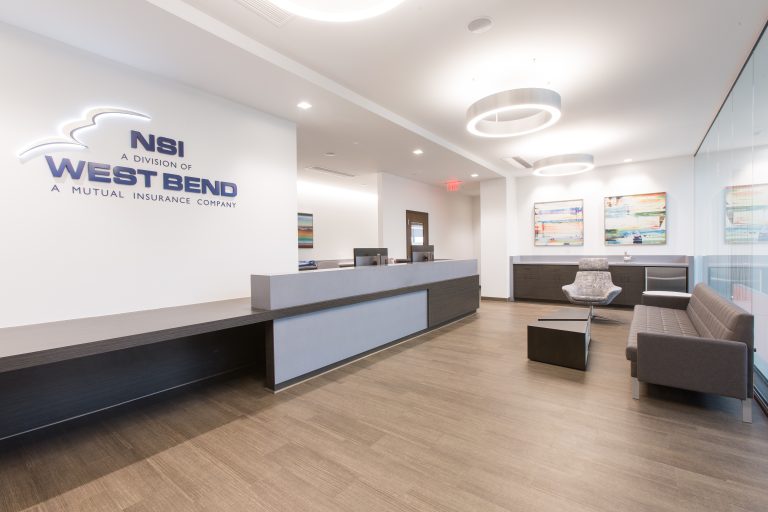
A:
[512,263,687,306]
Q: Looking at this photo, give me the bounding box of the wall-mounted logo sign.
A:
[18,106,239,209]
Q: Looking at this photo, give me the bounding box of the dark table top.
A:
[538,308,591,321]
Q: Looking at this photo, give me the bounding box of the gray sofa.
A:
[626,283,754,422]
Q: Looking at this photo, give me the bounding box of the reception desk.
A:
[252,259,479,390]
[0,260,478,440]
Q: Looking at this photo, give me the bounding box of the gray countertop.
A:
[512,261,689,267]
[252,259,478,310]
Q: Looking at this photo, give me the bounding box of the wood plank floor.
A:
[1,300,767,511]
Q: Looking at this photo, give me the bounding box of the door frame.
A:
[405,210,429,260]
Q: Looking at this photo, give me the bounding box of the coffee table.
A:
[538,307,591,322]
[527,309,591,371]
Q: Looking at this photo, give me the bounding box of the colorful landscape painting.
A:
[604,192,667,245]
[534,199,584,246]
[725,184,768,243]
[298,212,313,249]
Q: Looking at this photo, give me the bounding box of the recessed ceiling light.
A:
[265,0,406,22]
[467,17,493,34]
[413,149,424,155]
[470,173,479,178]
[624,158,633,163]
[297,101,312,110]
[466,88,562,138]
[324,152,336,157]
[533,154,595,177]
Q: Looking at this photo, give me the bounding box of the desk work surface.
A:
[0,298,262,373]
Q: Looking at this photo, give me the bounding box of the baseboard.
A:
[480,296,510,302]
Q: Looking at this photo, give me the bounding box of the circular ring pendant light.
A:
[466,88,562,138]
[266,0,406,22]
[533,154,594,177]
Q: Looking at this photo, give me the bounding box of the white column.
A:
[480,178,510,299]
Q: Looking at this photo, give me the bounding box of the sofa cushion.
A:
[625,305,699,361]
[686,284,754,347]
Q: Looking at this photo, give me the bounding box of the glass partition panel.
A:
[695,27,768,382]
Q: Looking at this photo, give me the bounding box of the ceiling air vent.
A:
[501,156,532,169]
[235,0,294,27]
[305,166,356,178]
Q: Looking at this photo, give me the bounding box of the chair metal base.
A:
[586,305,620,323]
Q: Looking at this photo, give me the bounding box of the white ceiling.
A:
[0,0,497,194]
[1,0,767,191]
[183,0,768,168]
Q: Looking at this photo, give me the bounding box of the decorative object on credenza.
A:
[623,250,631,262]
[533,199,584,246]
[725,183,768,243]
[298,212,313,249]
[605,192,667,245]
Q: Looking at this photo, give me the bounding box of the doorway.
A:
[406,210,429,261]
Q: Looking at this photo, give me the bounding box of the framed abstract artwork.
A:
[725,183,768,243]
[534,199,584,246]
[298,212,313,249]
[604,192,667,245]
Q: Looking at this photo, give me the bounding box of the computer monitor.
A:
[353,248,388,267]
[410,245,434,263]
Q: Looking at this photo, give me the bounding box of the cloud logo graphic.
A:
[17,107,151,162]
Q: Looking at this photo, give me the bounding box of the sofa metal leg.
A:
[632,378,639,400]
[742,399,753,423]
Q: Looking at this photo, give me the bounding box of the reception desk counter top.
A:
[251,259,478,310]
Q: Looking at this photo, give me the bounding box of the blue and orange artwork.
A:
[725,184,768,244]
[534,199,584,246]
[604,192,666,245]
[298,212,313,249]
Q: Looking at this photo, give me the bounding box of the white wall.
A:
[0,26,297,327]
[480,179,510,298]
[296,177,379,260]
[377,173,474,260]
[514,156,695,256]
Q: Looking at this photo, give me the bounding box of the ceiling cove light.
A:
[532,154,594,177]
[265,0,406,22]
[466,88,561,138]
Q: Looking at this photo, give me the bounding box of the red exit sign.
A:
[445,180,462,192]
